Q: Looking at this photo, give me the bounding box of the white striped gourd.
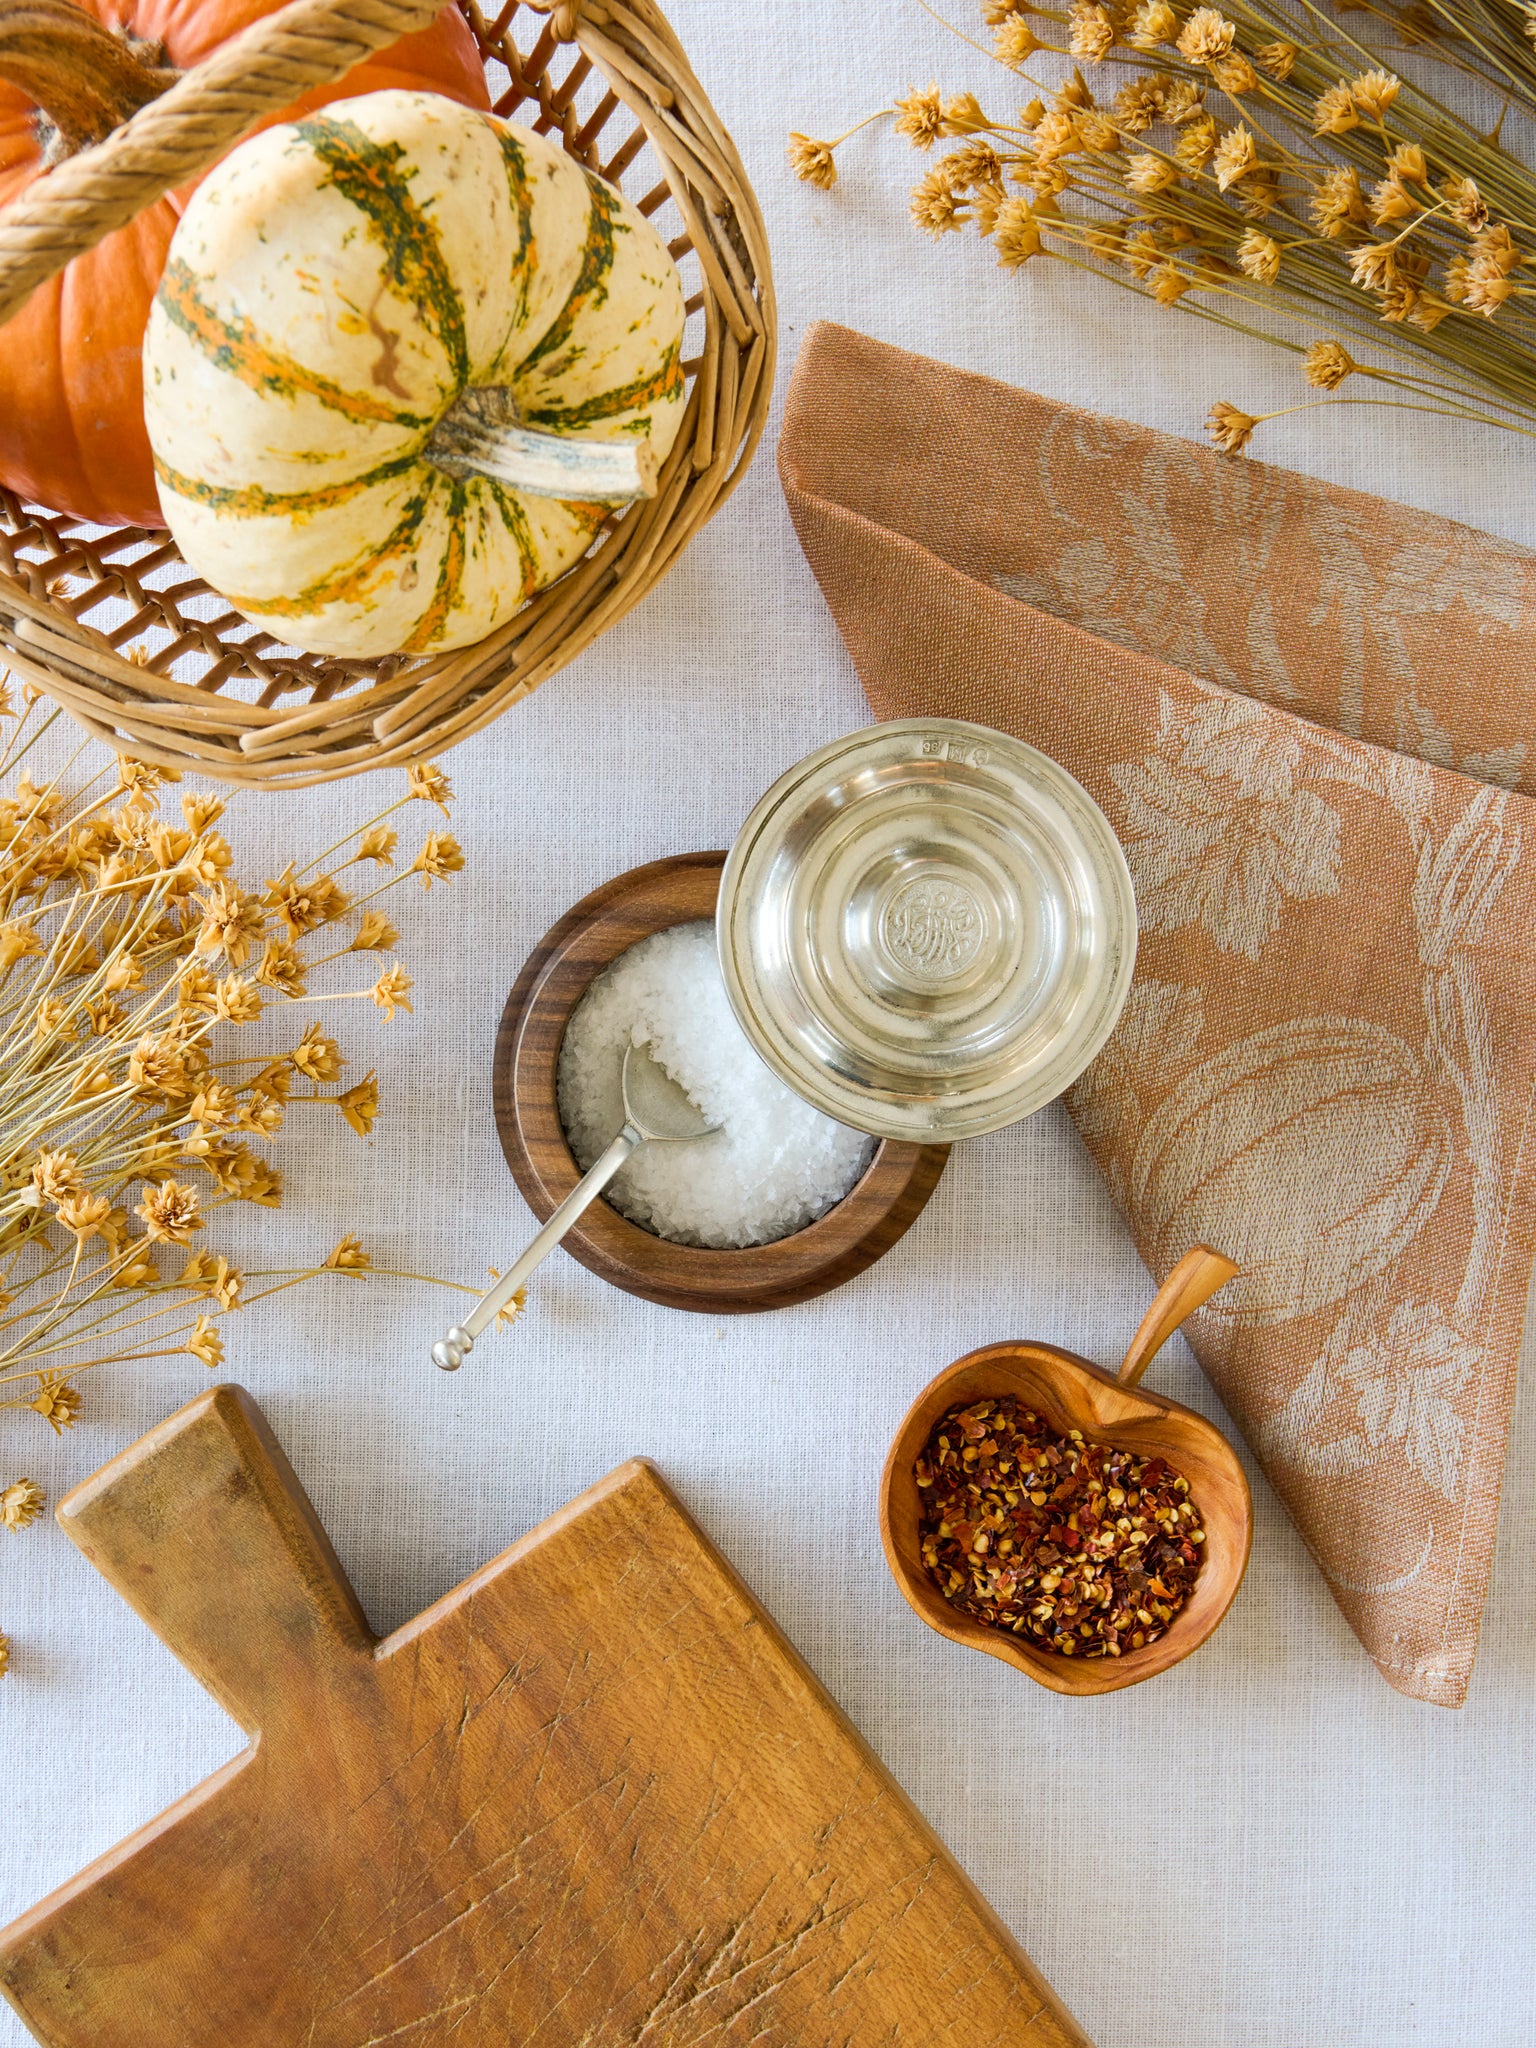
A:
[143,89,686,659]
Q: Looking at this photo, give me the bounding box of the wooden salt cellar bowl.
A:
[493,853,950,1313]
[880,1247,1252,1695]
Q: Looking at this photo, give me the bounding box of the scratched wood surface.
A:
[0,1386,1094,2047]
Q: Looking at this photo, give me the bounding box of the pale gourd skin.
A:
[143,89,686,658]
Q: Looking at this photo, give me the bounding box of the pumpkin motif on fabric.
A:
[143,89,687,658]
[0,0,490,529]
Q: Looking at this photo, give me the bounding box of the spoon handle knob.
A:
[1118,1244,1239,1388]
[433,1124,642,1369]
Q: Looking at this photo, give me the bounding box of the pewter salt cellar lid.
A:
[716,719,1137,1143]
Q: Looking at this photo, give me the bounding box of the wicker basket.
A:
[0,0,773,785]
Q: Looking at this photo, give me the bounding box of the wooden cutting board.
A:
[0,1386,1095,2047]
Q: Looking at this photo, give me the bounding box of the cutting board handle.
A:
[57,1384,374,1731]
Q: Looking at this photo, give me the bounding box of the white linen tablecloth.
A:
[2,5,1533,2043]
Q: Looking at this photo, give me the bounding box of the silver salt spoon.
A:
[432,1040,720,1371]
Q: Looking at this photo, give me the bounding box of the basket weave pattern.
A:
[0,0,774,784]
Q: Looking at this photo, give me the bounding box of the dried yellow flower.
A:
[350,826,398,868]
[30,1373,81,1434]
[1,1478,44,1531]
[266,865,351,939]
[911,164,967,234]
[994,18,1043,65]
[1069,2,1117,61]
[33,998,71,1048]
[136,1179,203,1245]
[1237,230,1281,283]
[1176,113,1219,172]
[1115,74,1174,133]
[412,833,465,890]
[1208,51,1257,95]
[1254,40,1296,79]
[994,197,1046,268]
[117,757,178,800]
[129,1034,197,1101]
[247,1063,283,1113]
[213,975,262,1025]
[972,178,1010,232]
[181,792,225,834]
[0,1629,9,1676]
[197,881,265,966]
[406,761,453,816]
[1369,176,1417,227]
[1407,291,1453,331]
[239,1094,285,1138]
[1213,126,1258,191]
[371,963,414,1021]
[1207,400,1259,453]
[188,1079,241,1130]
[1129,0,1178,49]
[291,1023,346,1083]
[349,910,399,953]
[1349,240,1400,292]
[32,1150,84,1204]
[0,920,42,981]
[1076,110,1119,152]
[1150,259,1192,305]
[337,1073,380,1137]
[1387,143,1428,184]
[1126,152,1179,195]
[181,1252,243,1310]
[179,832,234,890]
[1472,223,1522,276]
[940,92,991,136]
[1177,8,1235,63]
[1349,69,1401,118]
[1313,83,1360,137]
[55,1190,113,1241]
[1446,176,1488,232]
[1031,108,1081,164]
[324,1235,370,1274]
[1123,226,1164,279]
[1465,269,1514,315]
[894,83,944,150]
[187,1315,223,1368]
[787,134,838,189]
[255,938,308,997]
[1310,167,1369,238]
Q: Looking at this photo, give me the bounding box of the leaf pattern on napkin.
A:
[1108,693,1342,959]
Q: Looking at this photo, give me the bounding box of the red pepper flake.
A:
[915,1396,1206,1658]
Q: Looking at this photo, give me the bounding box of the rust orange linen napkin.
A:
[781,321,1536,1706]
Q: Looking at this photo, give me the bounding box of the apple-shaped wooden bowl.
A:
[493,852,950,1314]
[880,1248,1252,1696]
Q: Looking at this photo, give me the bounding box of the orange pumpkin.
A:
[0,0,489,528]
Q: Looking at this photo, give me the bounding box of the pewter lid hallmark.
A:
[716,719,1137,1142]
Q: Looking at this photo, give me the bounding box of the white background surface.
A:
[3,5,1534,2044]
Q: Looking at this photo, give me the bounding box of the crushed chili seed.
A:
[915,1397,1205,1658]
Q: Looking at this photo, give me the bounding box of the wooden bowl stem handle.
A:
[1118,1245,1240,1387]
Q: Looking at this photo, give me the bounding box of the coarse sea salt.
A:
[557,920,875,1249]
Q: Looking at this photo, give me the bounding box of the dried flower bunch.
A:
[0,689,467,1673]
[916,1396,1206,1655]
[791,0,1536,450]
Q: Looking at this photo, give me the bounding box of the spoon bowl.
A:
[879,1247,1252,1696]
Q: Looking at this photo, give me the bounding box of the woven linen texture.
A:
[780,321,1536,1707]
